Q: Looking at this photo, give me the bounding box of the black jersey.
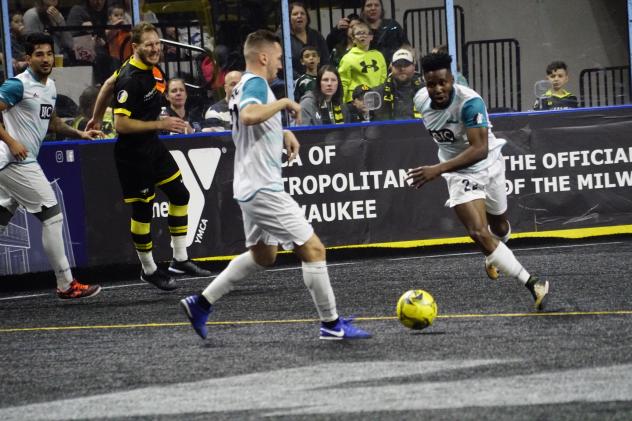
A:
[112,56,167,146]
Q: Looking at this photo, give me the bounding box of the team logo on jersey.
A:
[429,128,456,143]
[360,60,380,73]
[39,104,53,119]
[475,113,484,125]
[117,90,129,103]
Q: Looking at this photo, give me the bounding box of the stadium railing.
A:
[463,38,521,112]
[579,65,631,108]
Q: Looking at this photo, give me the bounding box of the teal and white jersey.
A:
[413,84,506,173]
[0,68,56,168]
[228,72,284,202]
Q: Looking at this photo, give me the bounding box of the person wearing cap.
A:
[374,47,424,121]
[338,20,387,103]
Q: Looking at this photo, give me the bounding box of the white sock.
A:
[202,251,263,304]
[137,250,158,275]
[485,241,530,284]
[488,222,511,243]
[302,261,338,323]
[171,235,188,262]
[41,213,73,290]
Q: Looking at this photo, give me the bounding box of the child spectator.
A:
[534,61,579,110]
[71,86,116,138]
[293,46,320,102]
[10,13,28,74]
[347,84,372,123]
[105,3,132,65]
[338,20,387,103]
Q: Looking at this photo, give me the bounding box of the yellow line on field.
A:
[1,309,631,333]
[196,225,632,261]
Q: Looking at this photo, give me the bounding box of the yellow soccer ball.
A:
[396,289,438,330]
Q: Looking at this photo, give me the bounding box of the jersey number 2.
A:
[462,179,479,192]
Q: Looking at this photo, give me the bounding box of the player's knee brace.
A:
[34,204,61,223]
[130,201,153,252]
[41,212,64,227]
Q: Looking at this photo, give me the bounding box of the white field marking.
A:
[389,241,623,261]
[0,276,218,301]
[0,242,622,302]
[1,360,632,420]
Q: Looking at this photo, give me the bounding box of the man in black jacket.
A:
[374,48,424,121]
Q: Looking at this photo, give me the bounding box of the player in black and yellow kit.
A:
[98,22,210,290]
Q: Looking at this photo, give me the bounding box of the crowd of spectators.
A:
[2,0,579,138]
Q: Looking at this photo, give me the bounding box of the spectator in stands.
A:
[300,64,349,126]
[105,3,132,66]
[338,20,387,103]
[67,0,111,84]
[71,85,116,138]
[23,0,74,62]
[165,78,201,133]
[360,0,409,66]
[347,84,372,123]
[10,13,29,74]
[326,13,361,67]
[432,44,468,86]
[203,70,242,132]
[534,61,579,110]
[285,2,329,77]
[294,46,320,102]
[374,48,424,121]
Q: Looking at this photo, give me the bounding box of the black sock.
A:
[322,318,339,328]
[198,294,212,310]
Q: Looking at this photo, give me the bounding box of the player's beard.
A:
[137,48,159,67]
[33,62,52,79]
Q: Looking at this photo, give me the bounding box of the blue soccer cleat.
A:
[180,295,212,339]
[320,317,371,340]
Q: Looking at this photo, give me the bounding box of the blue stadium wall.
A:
[3,106,631,275]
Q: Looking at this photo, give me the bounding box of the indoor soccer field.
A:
[1,236,631,420]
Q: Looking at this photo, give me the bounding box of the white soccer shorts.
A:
[239,189,314,250]
[0,163,58,214]
[442,154,508,215]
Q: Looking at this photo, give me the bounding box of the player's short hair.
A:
[420,52,452,74]
[300,45,319,60]
[243,30,281,61]
[131,21,158,45]
[546,61,568,75]
[352,20,371,36]
[24,32,54,56]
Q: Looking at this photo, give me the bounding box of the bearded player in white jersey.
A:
[0,33,103,299]
[180,30,371,340]
[409,52,549,310]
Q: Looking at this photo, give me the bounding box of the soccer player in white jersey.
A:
[408,52,549,310]
[180,30,371,340]
[0,33,104,299]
